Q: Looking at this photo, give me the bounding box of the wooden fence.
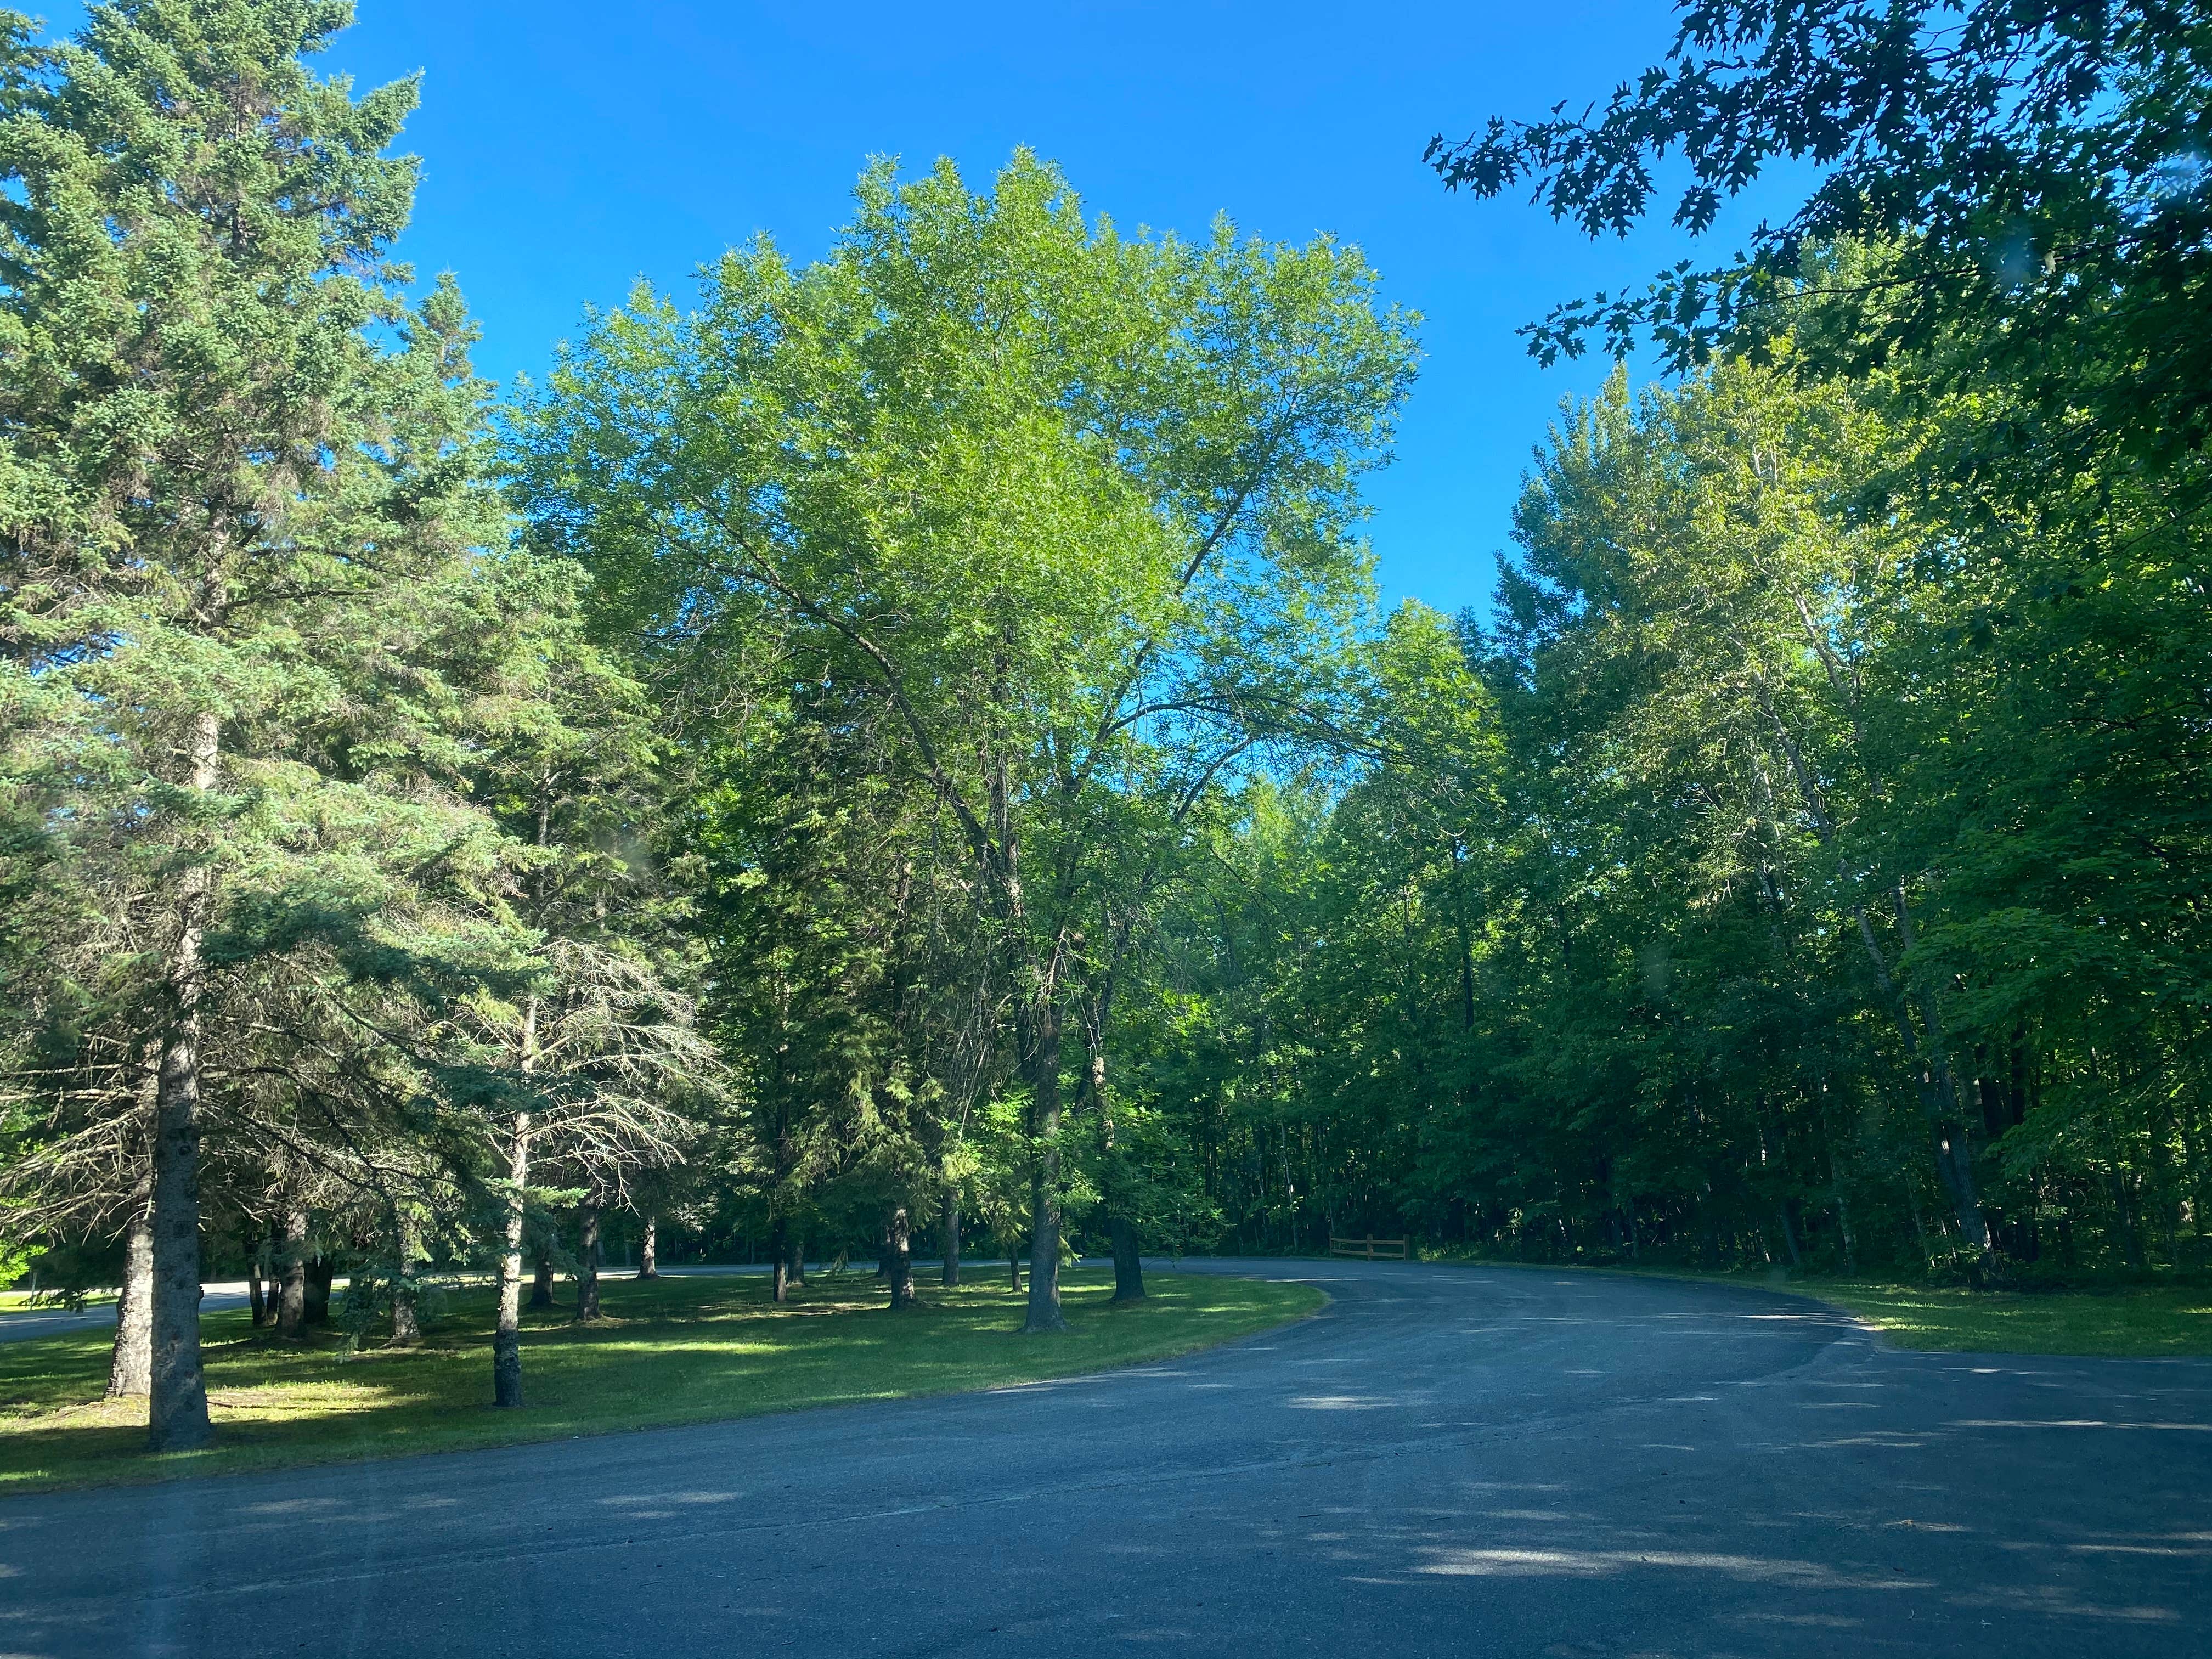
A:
[1328,1235,1409,1260]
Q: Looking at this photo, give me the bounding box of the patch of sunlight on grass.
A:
[0,1268,1323,1493]
[0,1290,116,1312]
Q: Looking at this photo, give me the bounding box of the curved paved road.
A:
[2,1259,2207,1657]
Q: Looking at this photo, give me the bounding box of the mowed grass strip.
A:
[1456,1257,2212,1358]
[0,1268,1323,1492]
[1799,1279,2212,1357]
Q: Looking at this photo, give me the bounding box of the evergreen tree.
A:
[2,1,506,1446]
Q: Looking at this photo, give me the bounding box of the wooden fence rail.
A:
[1328,1236,1409,1260]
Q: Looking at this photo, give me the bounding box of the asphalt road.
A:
[0,1289,251,1346]
[2,1258,2206,1658]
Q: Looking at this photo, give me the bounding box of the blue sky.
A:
[45,1,1800,616]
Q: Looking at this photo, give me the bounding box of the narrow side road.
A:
[1,1259,2205,1657]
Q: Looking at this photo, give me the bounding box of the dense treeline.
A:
[1131,348,2211,1279]
[1156,0,2212,1275]
[2,0,2205,1458]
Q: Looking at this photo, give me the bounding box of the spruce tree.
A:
[0,1,490,1449]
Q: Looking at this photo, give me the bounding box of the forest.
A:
[2,0,2208,1458]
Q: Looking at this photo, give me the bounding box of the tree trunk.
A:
[940,1188,961,1286]
[391,1283,421,1345]
[276,1203,308,1340]
[1090,1042,1143,1304]
[2111,1172,2145,1268]
[246,1262,265,1329]
[788,1233,805,1287]
[493,1107,529,1408]
[1022,995,1069,1335]
[1109,1212,1145,1302]
[391,1212,420,1353]
[529,1246,555,1309]
[1008,1249,1022,1293]
[106,1203,154,1400]
[391,1210,421,1345]
[1903,1174,1933,1272]
[574,1203,602,1322]
[1839,885,1991,1260]
[304,1257,333,1324]
[885,1206,916,1310]
[255,1221,279,1325]
[1884,894,1994,1260]
[148,710,219,1453]
[1830,1152,1859,1274]
[770,1214,789,1304]
[494,999,537,1407]
[637,1213,658,1280]
[1933,1124,1989,1261]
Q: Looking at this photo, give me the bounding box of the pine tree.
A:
[0,1,498,1449]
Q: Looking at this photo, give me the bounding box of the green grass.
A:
[1784,1277,2212,1357]
[0,1289,114,1311]
[0,1268,1322,1493]
[1453,1255,2212,1358]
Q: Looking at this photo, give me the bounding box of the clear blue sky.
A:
[47,1,1799,616]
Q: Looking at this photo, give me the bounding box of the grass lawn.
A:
[0,1267,1323,1494]
[1496,1259,2212,1357]
[0,1290,114,1311]
[1786,1277,2212,1358]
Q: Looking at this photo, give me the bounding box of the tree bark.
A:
[276,1203,308,1340]
[1449,837,1479,1034]
[1089,1042,1144,1303]
[788,1232,805,1288]
[1022,995,1069,1334]
[493,1108,529,1408]
[1109,1212,1146,1302]
[1830,1152,1859,1273]
[574,1203,602,1321]
[885,1206,916,1310]
[255,1220,279,1325]
[391,1282,421,1345]
[770,1214,789,1304]
[495,775,557,1402]
[246,1261,265,1329]
[148,713,218,1453]
[106,1203,154,1400]
[1008,1249,1022,1293]
[636,1213,658,1280]
[391,1209,422,1345]
[1903,1174,1933,1271]
[939,1188,961,1286]
[303,1257,333,1324]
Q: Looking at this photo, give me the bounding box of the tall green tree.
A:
[515,153,1416,1332]
[0,1,520,1446]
